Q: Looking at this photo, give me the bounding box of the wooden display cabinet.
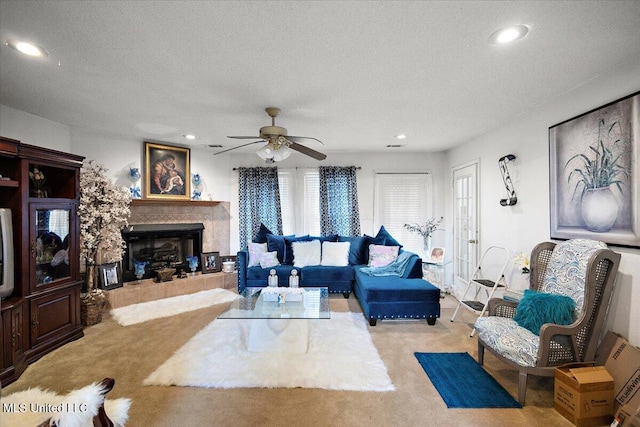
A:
[0,136,84,385]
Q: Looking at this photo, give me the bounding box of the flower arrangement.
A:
[29,167,48,197]
[404,216,444,238]
[514,252,530,274]
[79,161,131,299]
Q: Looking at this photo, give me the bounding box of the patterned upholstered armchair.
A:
[474,239,620,405]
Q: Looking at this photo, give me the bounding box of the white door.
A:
[452,162,479,291]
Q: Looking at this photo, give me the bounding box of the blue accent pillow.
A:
[513,290,575,336]
[375,225,403,249]
[283,235,311,265]
[266,234,295,263]
[252,223,273,244]
[338,235,367,265]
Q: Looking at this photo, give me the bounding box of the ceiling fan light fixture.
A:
[272,145,292,162]
[256,143,275,161]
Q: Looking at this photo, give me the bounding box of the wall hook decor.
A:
[499,154,517,206]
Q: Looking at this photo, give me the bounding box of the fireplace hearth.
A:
[121,223,204,282]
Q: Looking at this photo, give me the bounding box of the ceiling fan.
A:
[215,107,327,163]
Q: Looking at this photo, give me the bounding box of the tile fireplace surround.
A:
[105,200,235,309]
[107,271,238,309]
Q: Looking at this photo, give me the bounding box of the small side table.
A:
[422,261,451,295]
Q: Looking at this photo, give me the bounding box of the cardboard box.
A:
[555,363,614,427]
[612,402,640,427]
[596,331,640,412]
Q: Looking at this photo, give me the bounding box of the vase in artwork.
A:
[581,187,618,232]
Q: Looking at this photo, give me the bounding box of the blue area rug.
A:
[414,352,522,408]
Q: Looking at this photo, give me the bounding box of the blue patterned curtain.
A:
[319,166,361,236]
[238,167,283,249]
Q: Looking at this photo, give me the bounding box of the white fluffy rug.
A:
[110,288,238,326]
[143,312,395,391]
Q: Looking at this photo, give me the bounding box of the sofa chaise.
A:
[236,225,441,326]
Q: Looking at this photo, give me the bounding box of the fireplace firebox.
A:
[121,223,204,282]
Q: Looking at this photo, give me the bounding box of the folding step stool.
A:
[450,245,510,337]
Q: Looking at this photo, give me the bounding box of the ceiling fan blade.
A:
[228,136,263,139]
[286,135,324,145]
[288,142,327,160]
[213,140,265,155]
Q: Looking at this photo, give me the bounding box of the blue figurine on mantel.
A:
[134,260,148,283]
[191,173,202,200]
[128,167,142,199]
[186,256,199,275]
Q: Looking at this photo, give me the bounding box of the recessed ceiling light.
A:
[395,134,407,140]
[5,39,49,57]
[184,134,196,140]
[488,25,529,46]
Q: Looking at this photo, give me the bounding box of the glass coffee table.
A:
[218,287,330,353]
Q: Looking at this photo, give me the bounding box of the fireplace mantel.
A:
[130,199,220,207]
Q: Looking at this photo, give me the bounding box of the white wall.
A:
[445,56,640,346]
[0,105,70,152]
[226,150,447,254]
[69,128,232,201]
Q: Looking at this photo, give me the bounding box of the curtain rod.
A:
[233,166,361,171]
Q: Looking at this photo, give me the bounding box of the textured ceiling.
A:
[1,1,640,155]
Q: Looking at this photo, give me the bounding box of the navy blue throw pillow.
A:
[252,223,273,244]
[266,234,295,263]
[375,225,403,249]
[338,235,367,265]
[283,235,311,265]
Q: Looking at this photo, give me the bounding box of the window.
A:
[278,168,320,236]
[373,173,432,255]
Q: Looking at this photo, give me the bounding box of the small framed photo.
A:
[429,247,445,264]
[201,251,221,274]
[144,141,191,200]
[98,262,123,290]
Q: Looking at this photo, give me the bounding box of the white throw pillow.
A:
[247,242,268,267]
[292,239,321,268]
[259,251,280,269]
[321,241,350,266]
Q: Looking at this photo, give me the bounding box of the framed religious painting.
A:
[144,141,191,200]
[549,91,639,248]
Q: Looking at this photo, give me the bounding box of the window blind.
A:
[374,173,432,255]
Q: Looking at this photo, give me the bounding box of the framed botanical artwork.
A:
[144,141,190,200]
[549,91,639,248]
[98,262,123,290]
[201,251,221,274]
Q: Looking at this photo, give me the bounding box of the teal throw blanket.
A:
[359,251,414,277]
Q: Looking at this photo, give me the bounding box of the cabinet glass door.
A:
[34,207,72,287]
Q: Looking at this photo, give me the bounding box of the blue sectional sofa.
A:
[236,225,441,326]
